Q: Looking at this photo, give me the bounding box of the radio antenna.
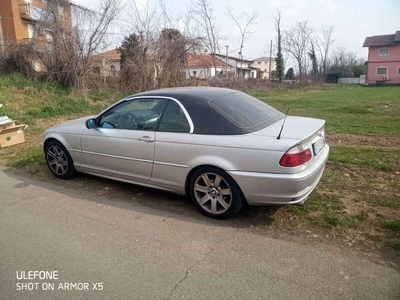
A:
[277,108,289,140]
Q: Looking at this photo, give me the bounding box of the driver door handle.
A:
[138,136,154,143]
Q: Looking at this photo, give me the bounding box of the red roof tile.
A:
[187,54,228,67]
[92,49,120,60]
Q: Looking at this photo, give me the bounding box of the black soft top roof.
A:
[133,87,278,135]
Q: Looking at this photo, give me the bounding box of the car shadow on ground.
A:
[2,168,283,230]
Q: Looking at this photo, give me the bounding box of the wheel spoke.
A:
[48,150,56,159]
[55,164,60,174]
[53,147,60,156]
[213,175,222,188]
[217,197,229,210]
[201,174,212,188]
[48,159,57,166]
[59,164,66,174]
[211,198,217,213]
[195,184,209,194]
[219,189,231,196]
[198,194,211,205]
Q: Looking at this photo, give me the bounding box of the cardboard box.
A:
[0,121,28,148]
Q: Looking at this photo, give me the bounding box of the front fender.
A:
[43,131,85,166]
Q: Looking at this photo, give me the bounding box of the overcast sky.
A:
[73,0,399,61]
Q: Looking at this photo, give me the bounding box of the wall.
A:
[338,77,360,84]
[251,60,276,79]
[366,45,400,84]
[92,58,121,77]
[186,66,224,79]
[0,0,72,44]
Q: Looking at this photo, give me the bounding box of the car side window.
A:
[99,98,168,131]
[157,101,190,133]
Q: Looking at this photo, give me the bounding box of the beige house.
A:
[91,49,121,77]
[251,57,276,79]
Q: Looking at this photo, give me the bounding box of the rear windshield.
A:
[209,92,284,129]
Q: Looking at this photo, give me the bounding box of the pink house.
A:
[363,30,400,85]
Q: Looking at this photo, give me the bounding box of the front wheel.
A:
[189,167,244,219]
[45,140,76,179]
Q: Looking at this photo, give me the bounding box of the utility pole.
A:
[225,45,229,77]
[239,45,243,78]
[268,39,273,83]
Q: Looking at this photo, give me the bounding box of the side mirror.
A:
[86,118,97,129]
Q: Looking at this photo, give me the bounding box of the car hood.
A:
[46,116,93,134]
[251,116,325,141]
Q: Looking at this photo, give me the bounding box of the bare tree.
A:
[283,21,312,81]
[226,7,258,77]
[32,0,124,88]
[328,47,364,77]
[118,0,201,91]
[315,25,334,75]
[191,0,221,74]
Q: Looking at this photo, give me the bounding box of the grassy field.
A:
[1,73,399,251]
[249,85,400,135]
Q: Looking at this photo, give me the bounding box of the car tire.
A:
[189,166,244,219]
[45,140,76,179]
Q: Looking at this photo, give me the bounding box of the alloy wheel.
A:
[194,172,232,214]
[47,145,69,176]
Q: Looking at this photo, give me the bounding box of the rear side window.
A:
[209,92,284,129]
[158,101,190,133]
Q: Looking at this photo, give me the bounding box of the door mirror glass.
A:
[86,118,97,129]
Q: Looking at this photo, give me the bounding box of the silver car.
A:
[43,87,329,219]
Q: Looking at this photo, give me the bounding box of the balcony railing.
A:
[19,3,53,22]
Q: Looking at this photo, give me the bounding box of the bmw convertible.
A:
[43,87,329,219]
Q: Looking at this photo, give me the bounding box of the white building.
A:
[214,53,258,78]
[186,53,228,79]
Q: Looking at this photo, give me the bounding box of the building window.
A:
[193,71,197,76]
[257,61,261,64]
[376,67,387,75]
[379,49,388,57]
[110,65,116,76]
[45,30,53,51]
[92,66,101,75]
[398,67,400,75]
[58,6,64,19]
[32,60,41,72]
[27,23,35,39]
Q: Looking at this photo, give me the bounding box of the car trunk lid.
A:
[251,116,325,141]
[252,116,327,170]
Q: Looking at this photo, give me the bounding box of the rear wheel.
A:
[189,167,244,219]
[45,140,76,179]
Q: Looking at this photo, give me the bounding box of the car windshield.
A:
[209,92,284,129]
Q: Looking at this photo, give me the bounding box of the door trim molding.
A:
[81,150,153,164]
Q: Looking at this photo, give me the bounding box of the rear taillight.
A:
[279,145,312,167]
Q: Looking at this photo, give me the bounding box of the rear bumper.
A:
[228,144,329,205]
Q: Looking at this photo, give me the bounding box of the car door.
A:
[81,97,168,182]
[151,100,194,191]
